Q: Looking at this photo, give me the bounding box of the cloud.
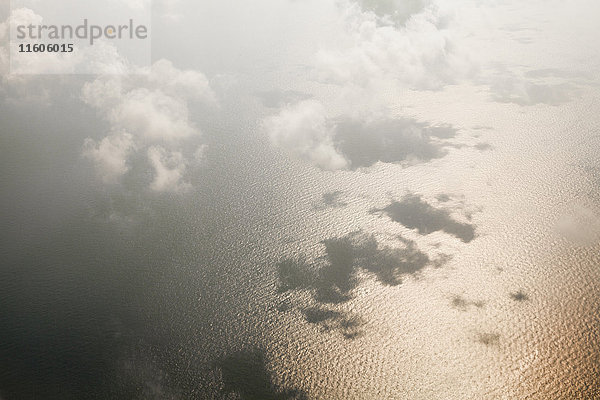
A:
[375,194,476,242]
[109,88,198,142]
[82,132,136,184]
[110,0,152,11]
[264,99,457,170]
[263,1,472,171]
[301,306,364,339]
[314,0,474,90]
[450,295,485,311]
[509,290,529,302]
[263,100,348,170]
[82,59,216,193]
[147,146,190,193]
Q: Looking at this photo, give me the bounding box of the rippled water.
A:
[1,0,599,399]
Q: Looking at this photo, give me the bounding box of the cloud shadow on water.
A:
[333,118,457,169]
[450,295,485,311]
[216,349,307,400]
[509,290,529,302]
[476,333,500,346]
[373,194,476,243]
[276,232,448,338]
[314,191,348,210]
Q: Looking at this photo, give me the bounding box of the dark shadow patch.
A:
[332,118,457,169]
[474,143,492,151]
[277,257,317,292]
[302,306,342,324]
[450,295,485,311]
[301,307,365,339]
[374,194,476,243]
[216,349,307,400]
[276,232,439,338]
[316,191,348,209]
[490,71,578,106]
[319,236,359,293]
[476,333,500,346]
[355,234,431,286]
[509,290,529,302]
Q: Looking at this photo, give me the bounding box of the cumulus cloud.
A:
[82,59,216,193]
[263,100,348,170]
[315,0,474,90]
[263,0,474,171]
[82,132,136,184]
[109,89,198,142]
[264,99,457,170]
[147,146,190,193]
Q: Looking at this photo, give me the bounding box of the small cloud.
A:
[263,100,348,171]
[147,146,190,193]
[83,132,136,184]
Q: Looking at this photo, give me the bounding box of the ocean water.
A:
[1,0,599,399]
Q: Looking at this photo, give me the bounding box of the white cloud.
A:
[82,132,136,184]
[147,146,190,193]
[264,0,476,170]
[109,88,198,143]
[314,0,474,90]
[263,100,348,171]
[82,59,216,192]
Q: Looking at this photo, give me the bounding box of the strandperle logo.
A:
[15,19,149,45]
